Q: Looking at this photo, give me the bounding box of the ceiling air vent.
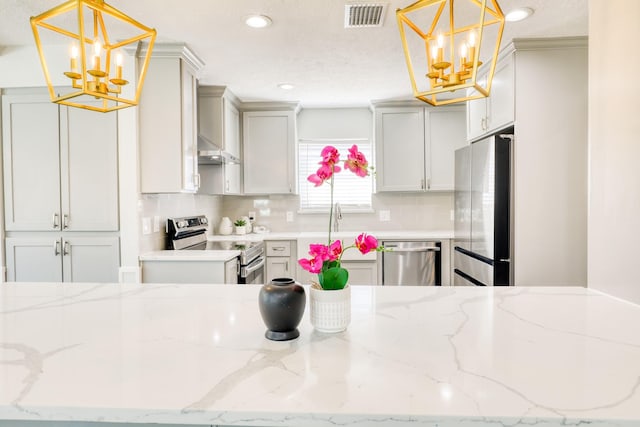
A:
[344,3,388,28]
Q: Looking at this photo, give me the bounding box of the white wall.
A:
[588,1,640,304]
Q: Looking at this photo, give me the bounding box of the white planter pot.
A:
[310,284,351,333]
[235,225,246,235]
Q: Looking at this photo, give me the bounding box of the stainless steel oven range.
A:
[167,215,265,284]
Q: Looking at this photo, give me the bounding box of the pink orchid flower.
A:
[320,146,340,165]
[307,163,335,187]
[299,257,324,274]
[355,233,378,254]
[344,144,369,177]
[327,240,343,261]
[308,243,330,261]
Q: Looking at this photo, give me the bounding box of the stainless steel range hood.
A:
[197,136,240,165]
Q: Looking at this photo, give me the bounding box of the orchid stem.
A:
[327,174,334,246]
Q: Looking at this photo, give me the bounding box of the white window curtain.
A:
[298,139,373,212]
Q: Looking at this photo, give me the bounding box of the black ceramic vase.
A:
[258,278,306,341]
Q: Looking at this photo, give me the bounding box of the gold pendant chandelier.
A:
[31,0,157,113]
[397,0,505,106]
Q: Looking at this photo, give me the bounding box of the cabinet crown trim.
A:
[198,85,241,107]
[240,101,301,113]
[136,42,205,72]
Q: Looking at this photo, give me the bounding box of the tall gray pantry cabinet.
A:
[1,89,120,282]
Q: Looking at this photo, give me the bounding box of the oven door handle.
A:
[244,256,266,274]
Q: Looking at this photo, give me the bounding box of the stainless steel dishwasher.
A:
[381,241,441,286]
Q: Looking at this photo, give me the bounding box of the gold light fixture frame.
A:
[31,0,157,112]
[397,0,505,106]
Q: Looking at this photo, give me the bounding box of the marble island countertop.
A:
[1,284,639,427]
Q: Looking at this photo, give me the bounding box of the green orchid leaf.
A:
[318,266,349,290]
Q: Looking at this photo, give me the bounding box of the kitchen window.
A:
[298,139,373,212]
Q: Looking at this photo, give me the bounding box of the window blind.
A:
[298,140,373,211]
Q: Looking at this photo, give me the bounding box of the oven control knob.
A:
[200,217,208,225]
[177,220,188,228]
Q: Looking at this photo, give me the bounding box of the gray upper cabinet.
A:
[426,108,467,191]
[243,109,297,195]
[466,53,515,141]
[198,86,242,195]
[198,86,241,158]
[375,107,426,192]
[375,105,465,192]
[2,91,119,231]
[138,43,204,193]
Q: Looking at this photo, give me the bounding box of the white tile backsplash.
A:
[138,191,453,251]
[218,192,454,235]
[139,193,223,252]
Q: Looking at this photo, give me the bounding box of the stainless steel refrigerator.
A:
[454,133,512,286]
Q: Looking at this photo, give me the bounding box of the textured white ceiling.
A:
[0,0,588,107]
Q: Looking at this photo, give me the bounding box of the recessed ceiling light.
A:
[245,14,272,28]
[278,83,295,90]
[505,7,534,22]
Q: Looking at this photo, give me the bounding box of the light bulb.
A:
[469,31,476,47]
[70,45,78,59]
[437,32,444,48]
[93,39,102,57]
[116,53,123,66]
[431,45,438,61]
[460,43,468,58]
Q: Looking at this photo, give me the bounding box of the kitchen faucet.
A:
[333,202,342,232]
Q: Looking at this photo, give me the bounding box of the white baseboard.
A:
[119,266,141,283]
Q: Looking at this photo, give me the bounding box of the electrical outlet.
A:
[153,216,160,232]
[142,217,151,235]
[379,210,391,222]
[248,211,256,221]
[286,211,294,222]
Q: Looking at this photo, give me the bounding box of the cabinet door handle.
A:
[53,213,59,229]
[285,261,289,271]
[63,214,69,229]
[289,184,292,193]
[420,179,425,190]
[194,173,201,188]
[272,247,285,251]
[54,240,60,256]
[427,178,431,190]
[226,179,229,192]
[63,240,70,256]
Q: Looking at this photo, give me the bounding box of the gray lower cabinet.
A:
[141,258,238,284]
[340,260,378,285]
[5,236,120,282]
[265,240,297,282]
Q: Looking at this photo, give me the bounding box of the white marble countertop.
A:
[208,230,454,241]
[1,284,639,427]
[138,250,240,262]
